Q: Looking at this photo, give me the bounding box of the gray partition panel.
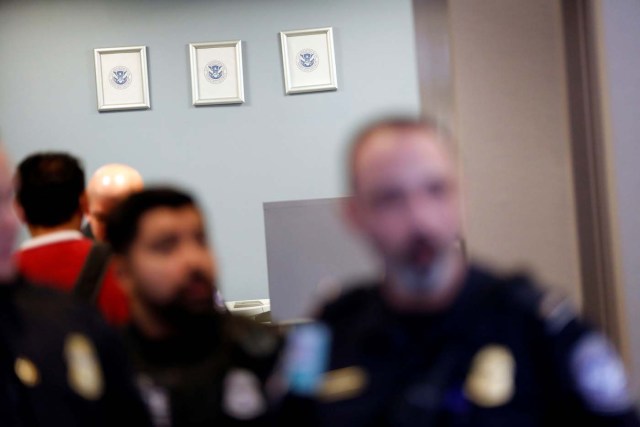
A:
[264,197,378,322]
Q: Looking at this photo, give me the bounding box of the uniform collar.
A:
[124,313,222,366]
[19,230,84,251]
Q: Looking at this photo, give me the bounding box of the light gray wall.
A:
[448,0,582,304]
[0,0,420,301]
[594,0,640,390]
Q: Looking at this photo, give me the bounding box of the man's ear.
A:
[13,199,26,224]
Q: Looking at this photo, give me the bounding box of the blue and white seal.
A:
[109,66,132,90]
[296,49,319,72]
[204,61,227,84]
[570,332,632,414]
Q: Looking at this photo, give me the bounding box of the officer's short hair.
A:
[348,116,452,192]
[16,152,85,227]
[106,187,197,255]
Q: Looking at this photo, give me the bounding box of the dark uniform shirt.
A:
[0,277,152,427]
[123,312,281,427]
[279,265,640,427]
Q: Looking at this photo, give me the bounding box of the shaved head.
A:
[88,163,143,199]
[87,163,144,241]
[349,118,454,193]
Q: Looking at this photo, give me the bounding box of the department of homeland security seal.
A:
[109,66,132,90]
[204,61,227,84]
[570,333,632,413]
[296,49,319,72]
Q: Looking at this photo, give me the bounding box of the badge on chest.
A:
[463,344,515,408]
[64,333,104,401]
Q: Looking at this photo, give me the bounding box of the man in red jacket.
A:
[13,152,129,326]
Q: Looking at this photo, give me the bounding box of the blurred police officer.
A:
[277,118,640,426]
[106,187,280,427]
[0,146,151,426]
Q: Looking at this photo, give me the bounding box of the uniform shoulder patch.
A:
[498,274,577,334]
[570,333,632,414]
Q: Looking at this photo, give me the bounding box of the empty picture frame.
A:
[93,46,150,111]
[189,40,245,105]
[280,27,338,94]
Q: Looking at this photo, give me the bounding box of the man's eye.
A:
[371,189,404,210]
[426,181,449,198]
[150,238,177,254]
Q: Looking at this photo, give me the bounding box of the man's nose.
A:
[182,241,210,268]
[406,195,440,234]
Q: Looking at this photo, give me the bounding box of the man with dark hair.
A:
[14,152,129,325]
[277,118,639,426]
[106,187,280,426]
[15,152,86,227]
[0,145,152,426]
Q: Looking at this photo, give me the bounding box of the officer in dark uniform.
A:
[106,188,281,426]
[275,118,640,426]
[0,279,153,426]
[0,147,151,426]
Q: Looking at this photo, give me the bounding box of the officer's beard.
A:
[139,269,217,333]
[385,235,455,296]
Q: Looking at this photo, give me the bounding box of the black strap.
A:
[73,243,112,304]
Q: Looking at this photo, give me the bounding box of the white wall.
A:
[448,0,582,303]
[0,0,420,300]
[594,0,640,390]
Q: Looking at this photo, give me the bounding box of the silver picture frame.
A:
[189,40,245,105]
[280,27,338,95]
[93,46,150,112]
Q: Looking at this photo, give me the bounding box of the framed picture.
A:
[280,27,338,94]
[189,40,245,105]
[93,46,150,112]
